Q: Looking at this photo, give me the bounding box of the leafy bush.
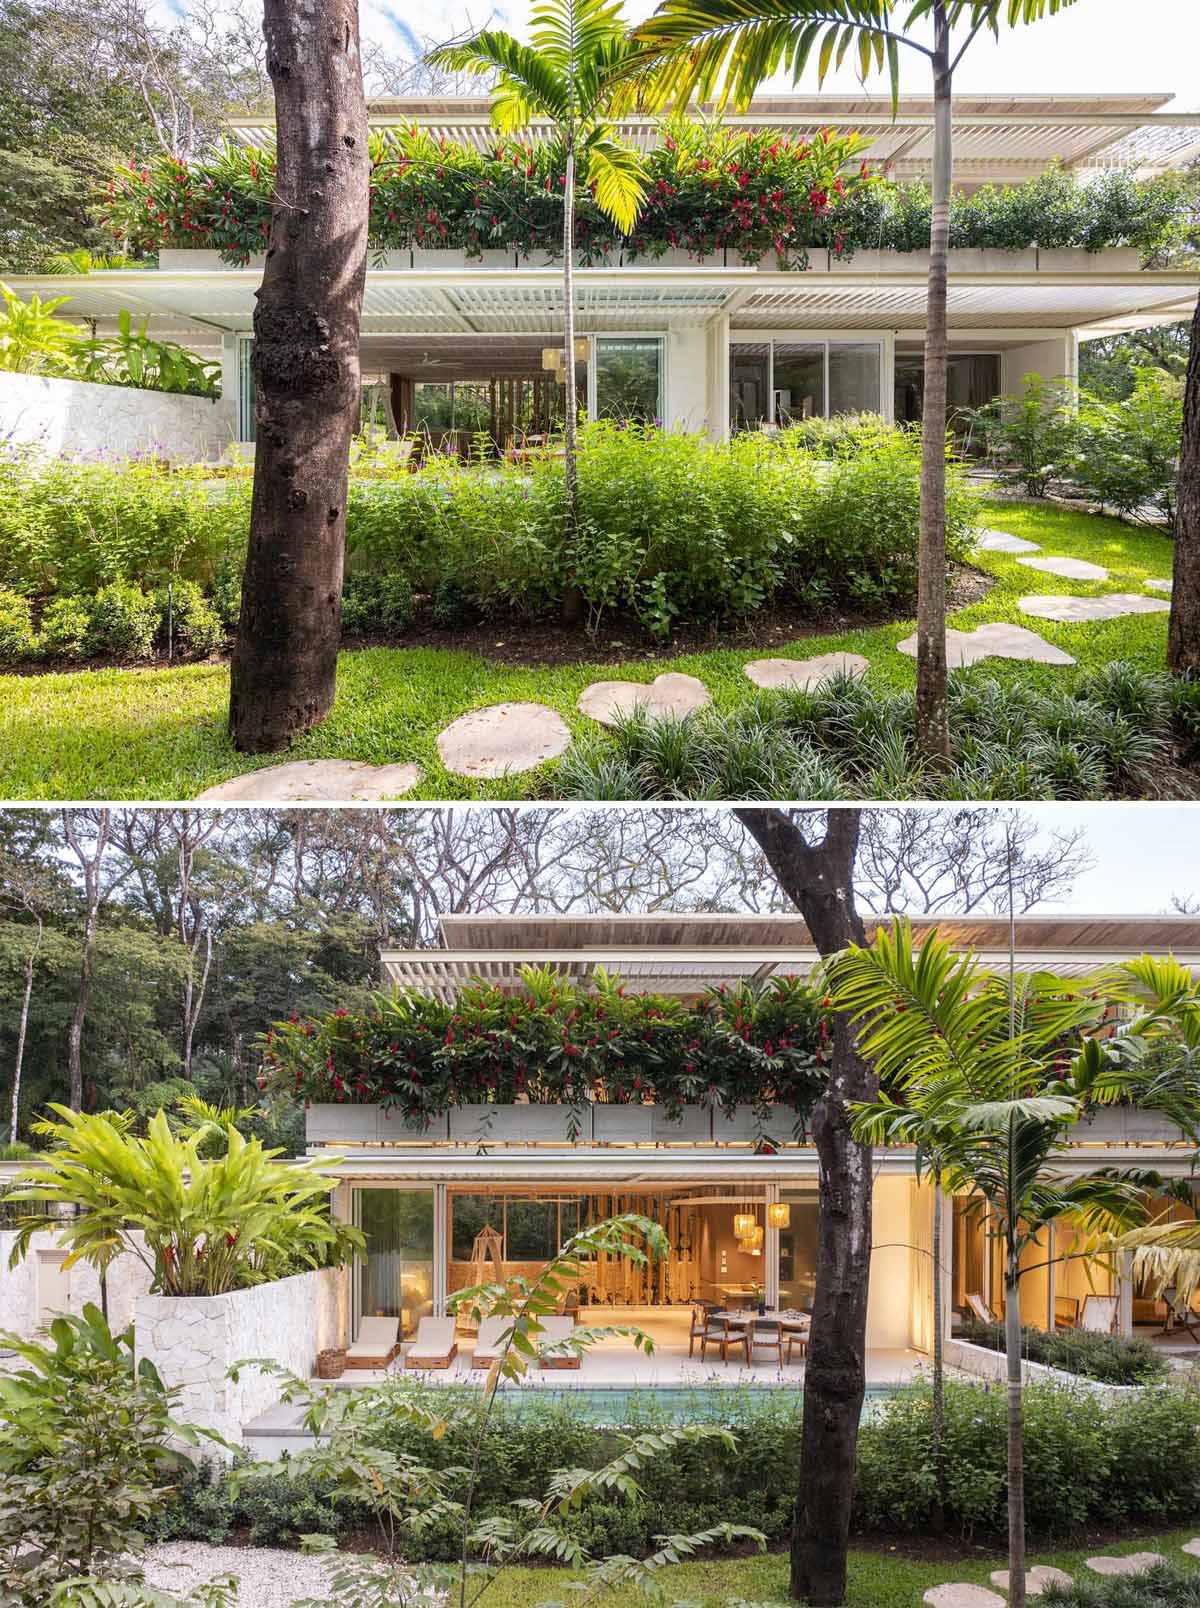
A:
[154,579,225,657]
[1072,369,1183,526]
[976,375,1081,498]
[1041,1566,1200,1607]
[552,664,1198,803]
[959,1319,1168,1386]
[87,582,160,659]
[0,1306,213,1606]
[340,572,416,638]
[38,593,92,659]
[0,587,36,661]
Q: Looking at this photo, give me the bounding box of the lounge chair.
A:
[404,1316,459,1370]
[1080,1294,1118,1334]
[345,1315,401,1370]
[1054,1295,1080,1328]
[471,1316,514,1369]
[965,1292,997,1326]
[537,1315,581,1369]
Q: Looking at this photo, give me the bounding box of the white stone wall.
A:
[134,1267,347,1449]
[0,1228,154,1339]
[0,371,236,464]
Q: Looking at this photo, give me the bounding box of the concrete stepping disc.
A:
[437,702,571,779]
[578,672,712,728]
[977,529,1042,554]
[897,623,1075,668]
[1019,593,1171,623]
[1085,1554,1166,1577]
[1183,1539,1200,1558]
[197,760,423,803]
[1017,555,1110,581]
[744,651,870,691]
[1146,577,1173,594]
[990,1567,1074,1595]
[923,1586,1005,1608]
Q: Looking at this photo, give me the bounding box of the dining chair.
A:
[746,1318,784,1367]
[700,1315,747,1364]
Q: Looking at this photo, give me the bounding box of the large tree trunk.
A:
[9,916,42,1144]
[561,131,583,625]
[228,0,369,752]
[1168,293,1200,674]
[915,3,952,766]
[1005,1265,1027,1608]
[733,809,874,1607]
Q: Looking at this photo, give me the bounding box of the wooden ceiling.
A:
[362,334,573,382]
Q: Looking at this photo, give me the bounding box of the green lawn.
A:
[0,502,1176,801]
[466,1527,1200,1608]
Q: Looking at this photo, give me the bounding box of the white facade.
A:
[0,371,236,462]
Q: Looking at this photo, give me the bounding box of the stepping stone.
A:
[990,1567,1074,1595]
[578,672,712,728]
[1183,1539,1200,1557]
[1146,577,1173,594]
[744,651,870,691]
[1085,1554,1166,1577]
[197,760,423,802]
[437,701,571,779]
[1019,593,1171,623]
[977,529,1042,554]
[897,623,1075,668]
[923,1587,1005,1608]
[1017,555,1110,581]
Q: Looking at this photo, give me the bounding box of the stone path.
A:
[1146,577,1173,593]
[1183,1538,1200,1557]
[898,623,1075,668]
[923,1586,1005,1608]
[989,1567,1074,1595]
[977,530,1042,554]
[437,701,571,779]
[744,651,870,691]
[578,671,711,727]
[1017,555,1109,581]
[1019,593,1171,624]
[197,759,424,803]
[1085,1553,1166,1576]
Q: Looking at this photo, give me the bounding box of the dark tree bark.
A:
[733,809,874,1607]
[1168,293,1200,675]
[228,0,369,751]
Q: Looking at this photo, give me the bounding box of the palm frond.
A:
[582,130,650,230]
[429,32,571,124]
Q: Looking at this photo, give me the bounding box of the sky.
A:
[1014,804,1199,914]
[363,0,1200,108]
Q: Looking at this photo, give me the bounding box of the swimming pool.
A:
[486,1383,899,1422]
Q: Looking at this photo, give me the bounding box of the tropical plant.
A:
[626,0,1081,770]
[429,0,650,616]
[974,373,1081,498]
[829,920,1165,1608]
[0,1305,219,1607]
[74,309,221,398]
[49,1582,239,1608]
[3,1104,363,1296]
[1072,369,1182,528]
[0,281,84,374]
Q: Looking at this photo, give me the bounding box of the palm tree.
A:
[430,0,650,614]
[627,0,1078,764]
[827,921,1159,1608]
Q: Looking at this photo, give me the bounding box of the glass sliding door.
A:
[729,339,885,432]
[775,1188,821,1312]
[772,343,824,425]
[828,342,882,415]
[354,1188,435,1340]
[729,342,771,431]
[594,337,663,424]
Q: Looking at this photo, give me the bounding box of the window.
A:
[594,337,662,423]
[355,1189,435,1338]
[775,1189,820,1312]
[730,340,883,431]
[450,1194,582,1263]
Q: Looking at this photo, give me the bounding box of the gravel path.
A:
[142,1542,341,1607]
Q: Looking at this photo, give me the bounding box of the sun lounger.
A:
[965,1292,997,1326]
[471,1316,514,1369]
[404,1316,459,1370]
[345,1315,401,1370]
[537,1315,581,1369]
[1080,1294,1118,1334]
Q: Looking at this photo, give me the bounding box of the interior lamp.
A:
[768,1203,791,1229]
[733,1212,756,1239]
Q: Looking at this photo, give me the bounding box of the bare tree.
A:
[61,810,122,1112]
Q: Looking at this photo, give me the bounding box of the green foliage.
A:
[38,593,92,659]
[0,586,36,661]
[0,282,83,374]
[1040,1567,1200,1607]
[154,579,226,657]
[959,1320,1168,1387]
[73,309,220,399]
[4,1104,363,1295]
[260,971,825,1128]
[975,375,1082,499]
[86,582,161,659]
[1080,324,1191,402]
[555,663,1198,803]
[0,1305,213,1606]
[340,573,416,638]
[99,132,1194,267]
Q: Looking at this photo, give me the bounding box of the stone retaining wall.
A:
[0,1228,153,1339]
[0,371,235,463]
[945,1337,1142,1401]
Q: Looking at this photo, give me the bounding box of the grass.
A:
[464,1528,1200,1607]
[0,500,1177,801]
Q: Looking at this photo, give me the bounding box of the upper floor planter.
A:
[306,1100,779,1147]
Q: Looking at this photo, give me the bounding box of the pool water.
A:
[487,1384,898,1422]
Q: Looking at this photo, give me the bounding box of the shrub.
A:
[975,374,1081,497]
[154,578,225,657]
[1072,369,1182,527]
[959,1320,1168,1386]
[341,572,416,637]
[38,593,92,658]
[87,582,160,659]
[0,587,36,662]
[1041,1566,1200,1606]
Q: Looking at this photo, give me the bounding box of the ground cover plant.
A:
[0,501,1184,801]
[959,1321,1168,1387]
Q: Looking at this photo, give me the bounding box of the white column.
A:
[765,1183,780,1308]
[707,313,731,440]
[880,330,896,423]
[434,1184,448,1316]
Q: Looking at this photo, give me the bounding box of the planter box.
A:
[411,246,467,270]
[1072,1108,1189,1144]
[944,1337,1140,1399]
[462,249,518,270]
[158,248,265,272]
[1037,246,1143,274]
[306,1101,795,1148]
[135,1267,346,1451]
[447,1103,580,1144]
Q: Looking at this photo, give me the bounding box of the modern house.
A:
[306,912,1200,1371]
[7,93,1200,459]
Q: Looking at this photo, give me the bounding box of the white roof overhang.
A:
[10,264,1196,338]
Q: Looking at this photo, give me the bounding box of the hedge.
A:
[959,1320,1169,1387]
